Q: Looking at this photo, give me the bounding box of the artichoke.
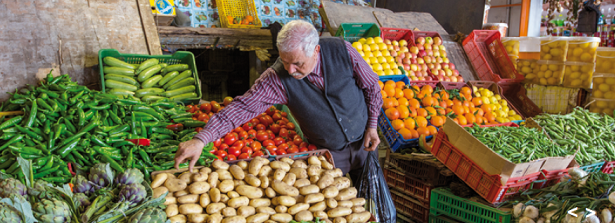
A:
[0,178,26,198]
[28,180,58,200]
[0,202,22,223]
[128,207,167,223]
[74,175,95,194]
[89,163,113,189]
[115,168,144,186]
[33,198,71,223]
[73,193,91,209]
[119,184,146,205]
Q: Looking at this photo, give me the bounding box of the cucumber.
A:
[141,75,163,89]
[108,88,135,96]
[159,71,179,86]
[164,70,192,89]
[104,73,138,85]
[164,85,196,97]
[103,57,137,69]
[135,58,159,74]
[137,64,162,82]
[142,95,166,103]
[170,93,198,102]
[135,88,165,98]
[160,63,168,68]
[103,66,135,76]
[105,79,138,91]
[167,78,195,90]
[161,64,189,74]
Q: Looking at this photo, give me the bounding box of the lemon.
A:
[502,106,509,113]
[358,38,367,44]
[373,51,383,57]
[594,90,604,98]
[362,57,370,64]
[526,74,536,80]
[511,115,522,120]
[521,66,532,73]
[369,44,379,52]
[362,44,371,52]
[494,94,501,100]
[389,62,397,70]
[369,57,378,64]
[500,100,508,107]
[490,96,498,104]
[381,63,391,70]
[594,77,605,84]
[544,70,553,78]
[358,51,365,57]
[605,92,614,99]
[374,37,383,44]
[606,78,615,85]
[570,79,582,87]
[364,51,373,58]
[377,43,387,50]
[543,54,553,60]
[481,96,491,104]
[508,110,517,116]
[381,50,390,57]
[373,63,383,71]
[496,117,506,123]
[377,56,386,64]
[352,42,363,51]
[599,84,610,92]
[383,68,394,75]
[474,92,482,97]
[376,70,385,76]
[547,77,559,85]
[365,37,375,44]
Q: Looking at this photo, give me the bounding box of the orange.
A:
[398,106,410,119]
[417,127,430,136]
[452,105,465,116]
[475,109,485,117]
[403,89,415,99]
[446,100,454,108]
[384,85,396,97]
[427,126,438,135]
[396,81,406,88]
[475,115,484,125]
[391,119,405,130]
[481,104,492,113]
[463,106,470,114]
[392,98,399,107]
[472,97,483,106]
[457,115,468,125]
[409,99,421,109]
[395,88,405,98]
[245,15,254,22]
[398,128,413,140]
[404,118,416,130]
[383,98,395,109]
[439,100,448,109]
[381,90,388,98]
[417,91,428,99]
[462,100,471,108]
[410,129,420,139]
[411,85,421,92]
[398,98,409,107]
[441,91,450,100]
[461,86,472,96]
[425,107,437,116]
[431,116,445,127]
[485,112,496,123]
[416,116,428,128]
[227,16,234,24]
[433,93,441,100]
[437,108,446,116]
[422,96,434,107]
[465,113,476,125]
[408,107,418,118]
[421,85,434,95]
[385,107,400,120]
[464,93,473,101]
[378,81,384,90]
[452,99,462,106]
[384,80,396,88]
[417,108,428,117]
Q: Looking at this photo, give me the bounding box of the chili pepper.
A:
[2,159,17,172]
[2,127,18,134]
[77,107,86,127]
[130,113,138,136]
[119,106,126,118]
[65,153,78,165]
[14,125,43,141]
[47,98,59,111]
[94,131,108,137]
[109,110,122,124]
[22,137,36,147]
[91,146,122,160]
[180,132,198,142]
[71,150,91,166]
[89,103,111,110]
[140,122,173,127]
[42,176,70,183]
[99,125,118,133]
[112,141,135,148]
[49,75,63,85]
[145,145,178,153]
[32,156,50,169]
[9,98,27,105]
[151,101,175,108]
[132,106,164,119]
[152,134,173,140]
[22,99,37,128]
[55,158,72,176]
[101,154,125,172]
[105,137,126,144]
[181,120,206,128]
[69,91,85,105]
[109,132,129,138]
[84,110,95,121]
[57,138,80,158]
[39,93,49,100]
[152,127,175,135]
[34,165,60,179]
[173,118,193,123]
[63,118,76,134]
[140,119,147,138]
[78,117,99,134]
[138,148,153,166]
[0,133,15,141]
[108,124,130,136]
[60,91,68,101]
[36,98,53,112]
[43,119,51,135]
[171,112,193,119]
[0,134,24,151]
[41,89,59,99]
[126,147,134,169]
[9,145,43,156]
[177,128,195,138]
[117,98,140,105]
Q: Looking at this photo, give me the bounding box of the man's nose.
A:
[286,64,297,74]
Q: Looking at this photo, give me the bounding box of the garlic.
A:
[610,192,615,205]
[514,202,526,218]
[582,215,600,223]
[568,168,587,180]
[542,203,557,219]
[536,217,545,223]
[523,205,540,219]
[519,217,535,223]
[601,208,612,223]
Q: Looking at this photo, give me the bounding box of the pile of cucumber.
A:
[102,57,198,102]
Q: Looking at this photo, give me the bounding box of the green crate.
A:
[580,161,606,173]
[430,188,512,223]
[334,23,381,43]
[430,214,462,223]
[98,49,202,105]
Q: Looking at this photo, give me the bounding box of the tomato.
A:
[277,143,289,151]
[200,103,212,113]
[216,155,223,160]
[238,131,248,140]
[219,143,229,150]
[211,138,221,147]
[255,124,266,131]
[242,122,254,131]
[266,145,277,151]
[226,154,237,161]
[276,120,287,126]
[224,134,237,145]
[282,117,289,122]
[195,127,203,133]
[279,128,289,139]
[277,149,287,155]
[186,105,194,112]
[268,132,275,140]
[266,106,276,116]
[223,96,233,106]
[238,153,250,160]
[245,139,254,147]
[256,132,269,142]
[308,144,317,151]
[287,147,299,154]
[270,124,281,134]
[197,113,209,121]
[293,136,303,145]
[273,137,285,146]
[233,140,245,149]
[251,141,262,151]
[299,142,308,149]
[247,129,257,139]
[267,150,277,156]
[211,101,221,113]
[289,130,297,140]
[250,118,260,125]
[258,116,269,126]
[234,127,243,133]
[263,140,275,147]
[299,147,308,152]
[242,147,253,155]
[281,111,287,117]
[192,117,197,120]
[216,150,228,158]
[228,147,241,157]
[287,122,296,130]
[272,113,282,122]
[253,150,265,157]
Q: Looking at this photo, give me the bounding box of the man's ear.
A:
[314,45,321,55]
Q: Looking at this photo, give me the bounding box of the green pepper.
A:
[171,112,193,119]
[0,134,24,151]
[91,146,122,160]
[152,127,175,135]
[105,137,126,144]
[34,164,60,179]
[126,147,134,169]
[91,135,113,148]
[69,91,85,105]
[112,141,135,148]
[22,99,37,128]
[101,154,125,172]
[138,148,153,166]
[180,132,198,142]
[57,138,81,158]
[63,118,76,134]
[84,110,95,121]
[47,98,59,111]
[132,106,164,120]
[109,110,122,124]
[145,145,178,153]
[77,107,86,127]
[9,146,43,156]
[108,124,130,135]
[14,125,43,141]
[43,120,51,135]
[181,120,206,128]
[140,119,147,138]
[89,104,111,110]
[36,98,54,111]
[41,176,70,183]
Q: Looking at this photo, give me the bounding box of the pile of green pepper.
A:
[0,72,216,184]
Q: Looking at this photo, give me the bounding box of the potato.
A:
[332,177,350,190]
[291,160,307,169]
[323,170,337,178]
[209,172,219,188]
[188,213,208,223]
[256,207,276,215]
[151,173,168,188]
[279,157,293,164]
[193,172,208,182]
[294,179,311,188]
[273,169,286,181]
[166,204,179,217]
[333,217,346,223]
[164,196,177,205]
[166,179,188,192]
[246,213,269,223]
[321,160,334,170]
[275,205,288,213]
[206,203,226,214]
[207,213,223,223]
[259,176,269,188]
[220,194,229,204]
[265,187,276,198]
[153,187,169,198]
[272,180,299,196]
[317,174,334,189]
[221,207,237,217]
[249,198,271,207]
[257,166,272,177]
[200,167,212,174]
[307,165,322,176]
[269,161,291,172]
[334,169,344,178]
[288,203,309,215]
[235,185,263,199]
[282,172,296,186]
[169,214,187,223]
[299,185,320,195]
[314,211,328,219]
[179,172,193,184]
[248,157,265,175]
[212,160,230,170]
[308,201,326,212]
[296,210,314,221]
[175,190,189,197]
[189,182,211,195]
[310,175,320,184]
[326,198,338,208]
[167,173,178,179]
[237,161,248,170]
[179,204,203,214]
[323,219,333,223]
[337,200,353,208]
[241,174,259,187]
[335,188,357,201]
[234,180,245,187]
[178,194,200,204]
[318,156,326,161]
[308,156,321,166]
[322,186,339,199]
[200,193,211,207]
[221,216,246,223]
[218,180,234,193]
[209,188,221,203]
[351,198,366,207]
[275,196,296,206]
[289,167,308,179]
[237,206,255,217]
[305,193,325,204]
[228,191,240,199]
[352,206,365,213]
[270,213,293,222]
[328,207,352,218]
[229,165,245,180]
[346,211,371,222]
[216,170,233,181]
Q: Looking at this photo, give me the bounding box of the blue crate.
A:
[379,75,410,85]
[378,107,435,152]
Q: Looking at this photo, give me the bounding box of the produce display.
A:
[152,157,373,223]
[102,57,198,102]
[540,38,568,61]
[411,35,464,83]
[352,37,404,76]
[467,85,522,123]
[226,15,255,25]
[565,37,600,63]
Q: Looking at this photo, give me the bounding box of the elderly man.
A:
[175,20,383,184]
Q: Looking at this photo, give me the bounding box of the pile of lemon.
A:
[351,37,402,76]
[473,86,523,122]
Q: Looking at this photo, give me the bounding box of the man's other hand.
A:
[363,128,380,151]
[174,139,206,172]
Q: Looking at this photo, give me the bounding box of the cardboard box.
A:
[150,0,176,15]
[441,117,544,184]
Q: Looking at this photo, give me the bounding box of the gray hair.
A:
[276,20,319,57]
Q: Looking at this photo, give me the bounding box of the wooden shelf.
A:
[157,26,273,51]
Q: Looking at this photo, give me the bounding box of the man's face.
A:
[279,45,320,80]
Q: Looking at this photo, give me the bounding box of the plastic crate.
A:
[379,75,410,85]
[602,161,615,174]
[334,23,381,43]
[429,214,463,223]
[380,27,414,44]
[390,188,430,223]
[535,167,570,189]
[410,80,439,89]
[462,30,523,83]
[430,130,541,204]
[411,31,442,46]
[438,81,469,91]
[429,188,513,223]
[581,161,606,173]
[386,151,455,187]
[378,107,436,152]
[384,168,436,202]
[497,82,543,118]
[217,0,262,29]
[468,81,526,120]
[98,49,202,104]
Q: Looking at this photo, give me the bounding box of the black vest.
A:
[272,37,368,151]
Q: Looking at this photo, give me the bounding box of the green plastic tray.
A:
[429,214,462,223]
[429,188,512,223]
[98,49,202,105]
[334,23,381,43]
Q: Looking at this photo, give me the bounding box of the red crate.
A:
[381,27,414,43]
[463,30,523,83]
[438,81,468,91]
[409,80,439,88]
[430,130,541,204]
[535,168,571,189]
[468,81,525,120]
[390,188,430,223]
[602,161,615,174]
[384,168,437,202]
[498,82,543,118]
[461,122,519,128]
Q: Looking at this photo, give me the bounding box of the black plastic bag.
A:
[356,151,396,223]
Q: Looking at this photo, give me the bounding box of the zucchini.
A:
[167,78,195,90]
[159,71,179,86]
[135,88,165,98]
[170,93,197,102]
[142,95,166,103]
[161,64,189,74]
[164,85,196,97]
[137,64,162,82]
[105,79,138,91]
[104,73,138,85]
[108,88,135,96]
[103,57,137,69]
[103,66,135,76]
[160,63,168,68]
[135,58,159,74]
[164,70,192,89]
[142,75,163,89]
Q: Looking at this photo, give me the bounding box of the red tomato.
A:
[277,149,287,155]
[256,132,269,142]
[281,111,288,117]
[273,137,285,146]
[228,147,241,157]
[268,132,275,140]
[247,129,257,139]
[213,139,222,147]
[195,127,203,133]
[200,103,212,113]
[277,143,289,151]
[192,117,197,120]
[250,118,260,125]
[263,140,275,147]
[272,113,282,122]
[211,101,221,113]
[299,142,308,149]
[226,154,237,161]
[282,117,289,122]
[266,106,276,116]
[299,147,308,152]
[255,124,266,131]
[266,145,277,151]
[216,155,223,160]
[224,134,237,145]
[288,130,297,140]
[308,144,317,151]
[234,127,243,133]
[287,147,299,154]
[242,122,254,131]
[251,141,262,151]
[238,131,248,140]
[293,136,303,145]
[216,150,228,158]
[258,116,269,126]
[287,122,296,130]
[186,105,193,112]
[253,150,265,157]
[270,124,281,134]
[279,128,289,139]
[197,113,209,121]
[238,153,250,160]
[233,140,245,149]
[245,139,254,147]
[219,143,229,151]
[241,147,254,155]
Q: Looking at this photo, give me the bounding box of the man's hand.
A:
[174,139,206,172]
[363,128,380,151]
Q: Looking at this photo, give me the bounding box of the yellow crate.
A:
[218,0,262,29]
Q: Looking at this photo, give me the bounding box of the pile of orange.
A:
[227,15,255,25]
[380,80,515,140]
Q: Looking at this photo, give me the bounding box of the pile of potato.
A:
[151,156,372,223]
